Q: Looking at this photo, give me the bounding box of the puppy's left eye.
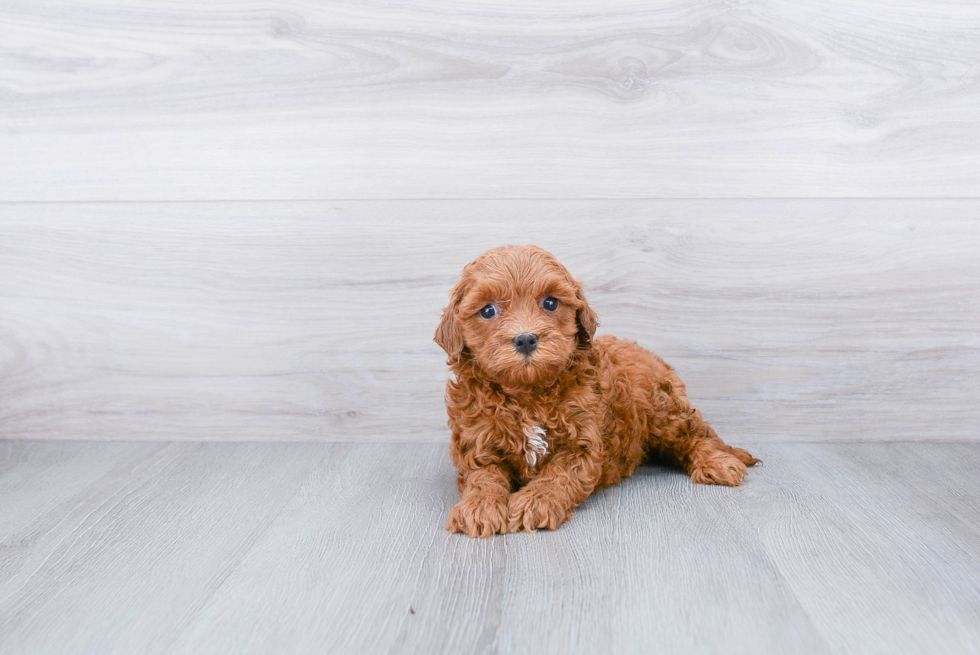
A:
[542,296,559,312]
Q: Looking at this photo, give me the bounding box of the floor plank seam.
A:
[729,490,835,654]
[159,449,326,654]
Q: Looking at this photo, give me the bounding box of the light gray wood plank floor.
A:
[2,0,980,200]
[1,440,977,654]
[2,199,978,444]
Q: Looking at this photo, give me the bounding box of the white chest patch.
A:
[523,426,549,467]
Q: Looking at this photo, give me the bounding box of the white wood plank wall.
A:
[1,201,977,442]
[1,1,978,442]
[2,0,980,199]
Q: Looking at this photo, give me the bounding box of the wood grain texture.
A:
[1,199,978,443]
[490,463,828,655]
[1,441,979,654]
[0,441,326,654]
[740,443,980,654]
[2,0,980,200]
[0,440,161,538]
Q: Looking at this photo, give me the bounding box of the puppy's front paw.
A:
[447,494,508,539]
[689,452,749,486]
[507,488,571,533]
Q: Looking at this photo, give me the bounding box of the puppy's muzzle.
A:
[513,332,539,356]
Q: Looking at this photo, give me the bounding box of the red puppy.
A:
[435,245,759,538]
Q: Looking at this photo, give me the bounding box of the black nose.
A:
[513,332,538,355]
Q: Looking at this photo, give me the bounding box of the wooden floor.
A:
[1,440,978,654]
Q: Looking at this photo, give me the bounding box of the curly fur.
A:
[435,245,759,538]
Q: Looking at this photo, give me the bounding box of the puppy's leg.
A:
[652,408,760,487]
[508,446,603,533]
[447,465,512,539]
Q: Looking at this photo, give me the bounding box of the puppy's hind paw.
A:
[730,446,761,467]
[688,452,749,486]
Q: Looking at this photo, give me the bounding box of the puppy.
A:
[435,245,759,538]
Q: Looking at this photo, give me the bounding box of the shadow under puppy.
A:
[435,245,759,538]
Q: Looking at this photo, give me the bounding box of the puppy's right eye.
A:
[479,304,497,319]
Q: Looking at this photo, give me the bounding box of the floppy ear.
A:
[434,278,467,364]
[574,280,599,348]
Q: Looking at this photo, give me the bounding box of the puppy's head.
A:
[435,245,598,387]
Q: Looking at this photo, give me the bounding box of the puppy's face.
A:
[435,246,598,387]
